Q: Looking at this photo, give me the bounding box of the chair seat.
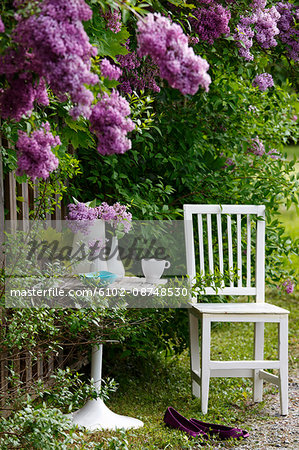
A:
[190,302,289,315]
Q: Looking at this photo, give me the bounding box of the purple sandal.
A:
[164,407,208,439]
[190,418,249,440]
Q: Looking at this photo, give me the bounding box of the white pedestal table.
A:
[70,277,167,431]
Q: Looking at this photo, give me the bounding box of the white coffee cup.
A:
[141,258,171,283]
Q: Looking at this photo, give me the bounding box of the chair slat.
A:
[237,214,242,287]
[227,215,234,287]
[197,214,205,276]
[216,214,224,284]
[183,207,196,285]
[206,214,214,274]
[256,207,266,302]
[247,214,251,287]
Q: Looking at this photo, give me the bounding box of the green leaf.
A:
[96,27,130,57]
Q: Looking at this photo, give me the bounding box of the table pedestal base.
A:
[71,398,144,431]
[69,344,143,431]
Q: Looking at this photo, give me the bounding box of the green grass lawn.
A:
[285,145,299,159]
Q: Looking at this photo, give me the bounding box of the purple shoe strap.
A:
[164,407,208,439]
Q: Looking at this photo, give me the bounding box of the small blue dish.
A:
[79,271,118,285]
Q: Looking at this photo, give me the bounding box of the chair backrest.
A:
[184,204,265,303]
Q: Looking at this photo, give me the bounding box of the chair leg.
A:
[189,311,200,397]
[254,322,264,402]
[201,316,211,414]
[279,316,288,416]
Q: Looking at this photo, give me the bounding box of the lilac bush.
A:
[16,122,60,180]
[252,73,274,91]
[89,90,135,155]
[190,1,231,45]
[137,13,211,95]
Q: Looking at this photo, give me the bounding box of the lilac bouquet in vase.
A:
[67,200,132,278]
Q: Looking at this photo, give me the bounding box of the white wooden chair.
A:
[184,204,289,415]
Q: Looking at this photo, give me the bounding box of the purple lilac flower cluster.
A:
[188,36,200,45]
[252,73,274,91]
[67,202,98,234]
[117,41,140,71]
[0,16,5,32]
[0,73,49,122]
[0,0,98,121]
[119,58,161,94]
[282,279,294,294]
[248,105,258,113]
[96,202,132,233]
[247,137,280,160]
[89,90,135,155]
[16,122,60,180]
[267,148,280,160]
[276,2,299,62]
[248,136,265,156]
[254,5,280,49]
[220,152,235,169]
[234,1,280,60]
[137,13,211,95]
[223,157,235,168]
[68,202,98,222]
[117,40,160,94]
[190,1,231,45]
[100,58,122,81]
[234,16,255,60]
[103,8,122,33]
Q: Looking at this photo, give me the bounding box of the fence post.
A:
[0,139,5,256]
